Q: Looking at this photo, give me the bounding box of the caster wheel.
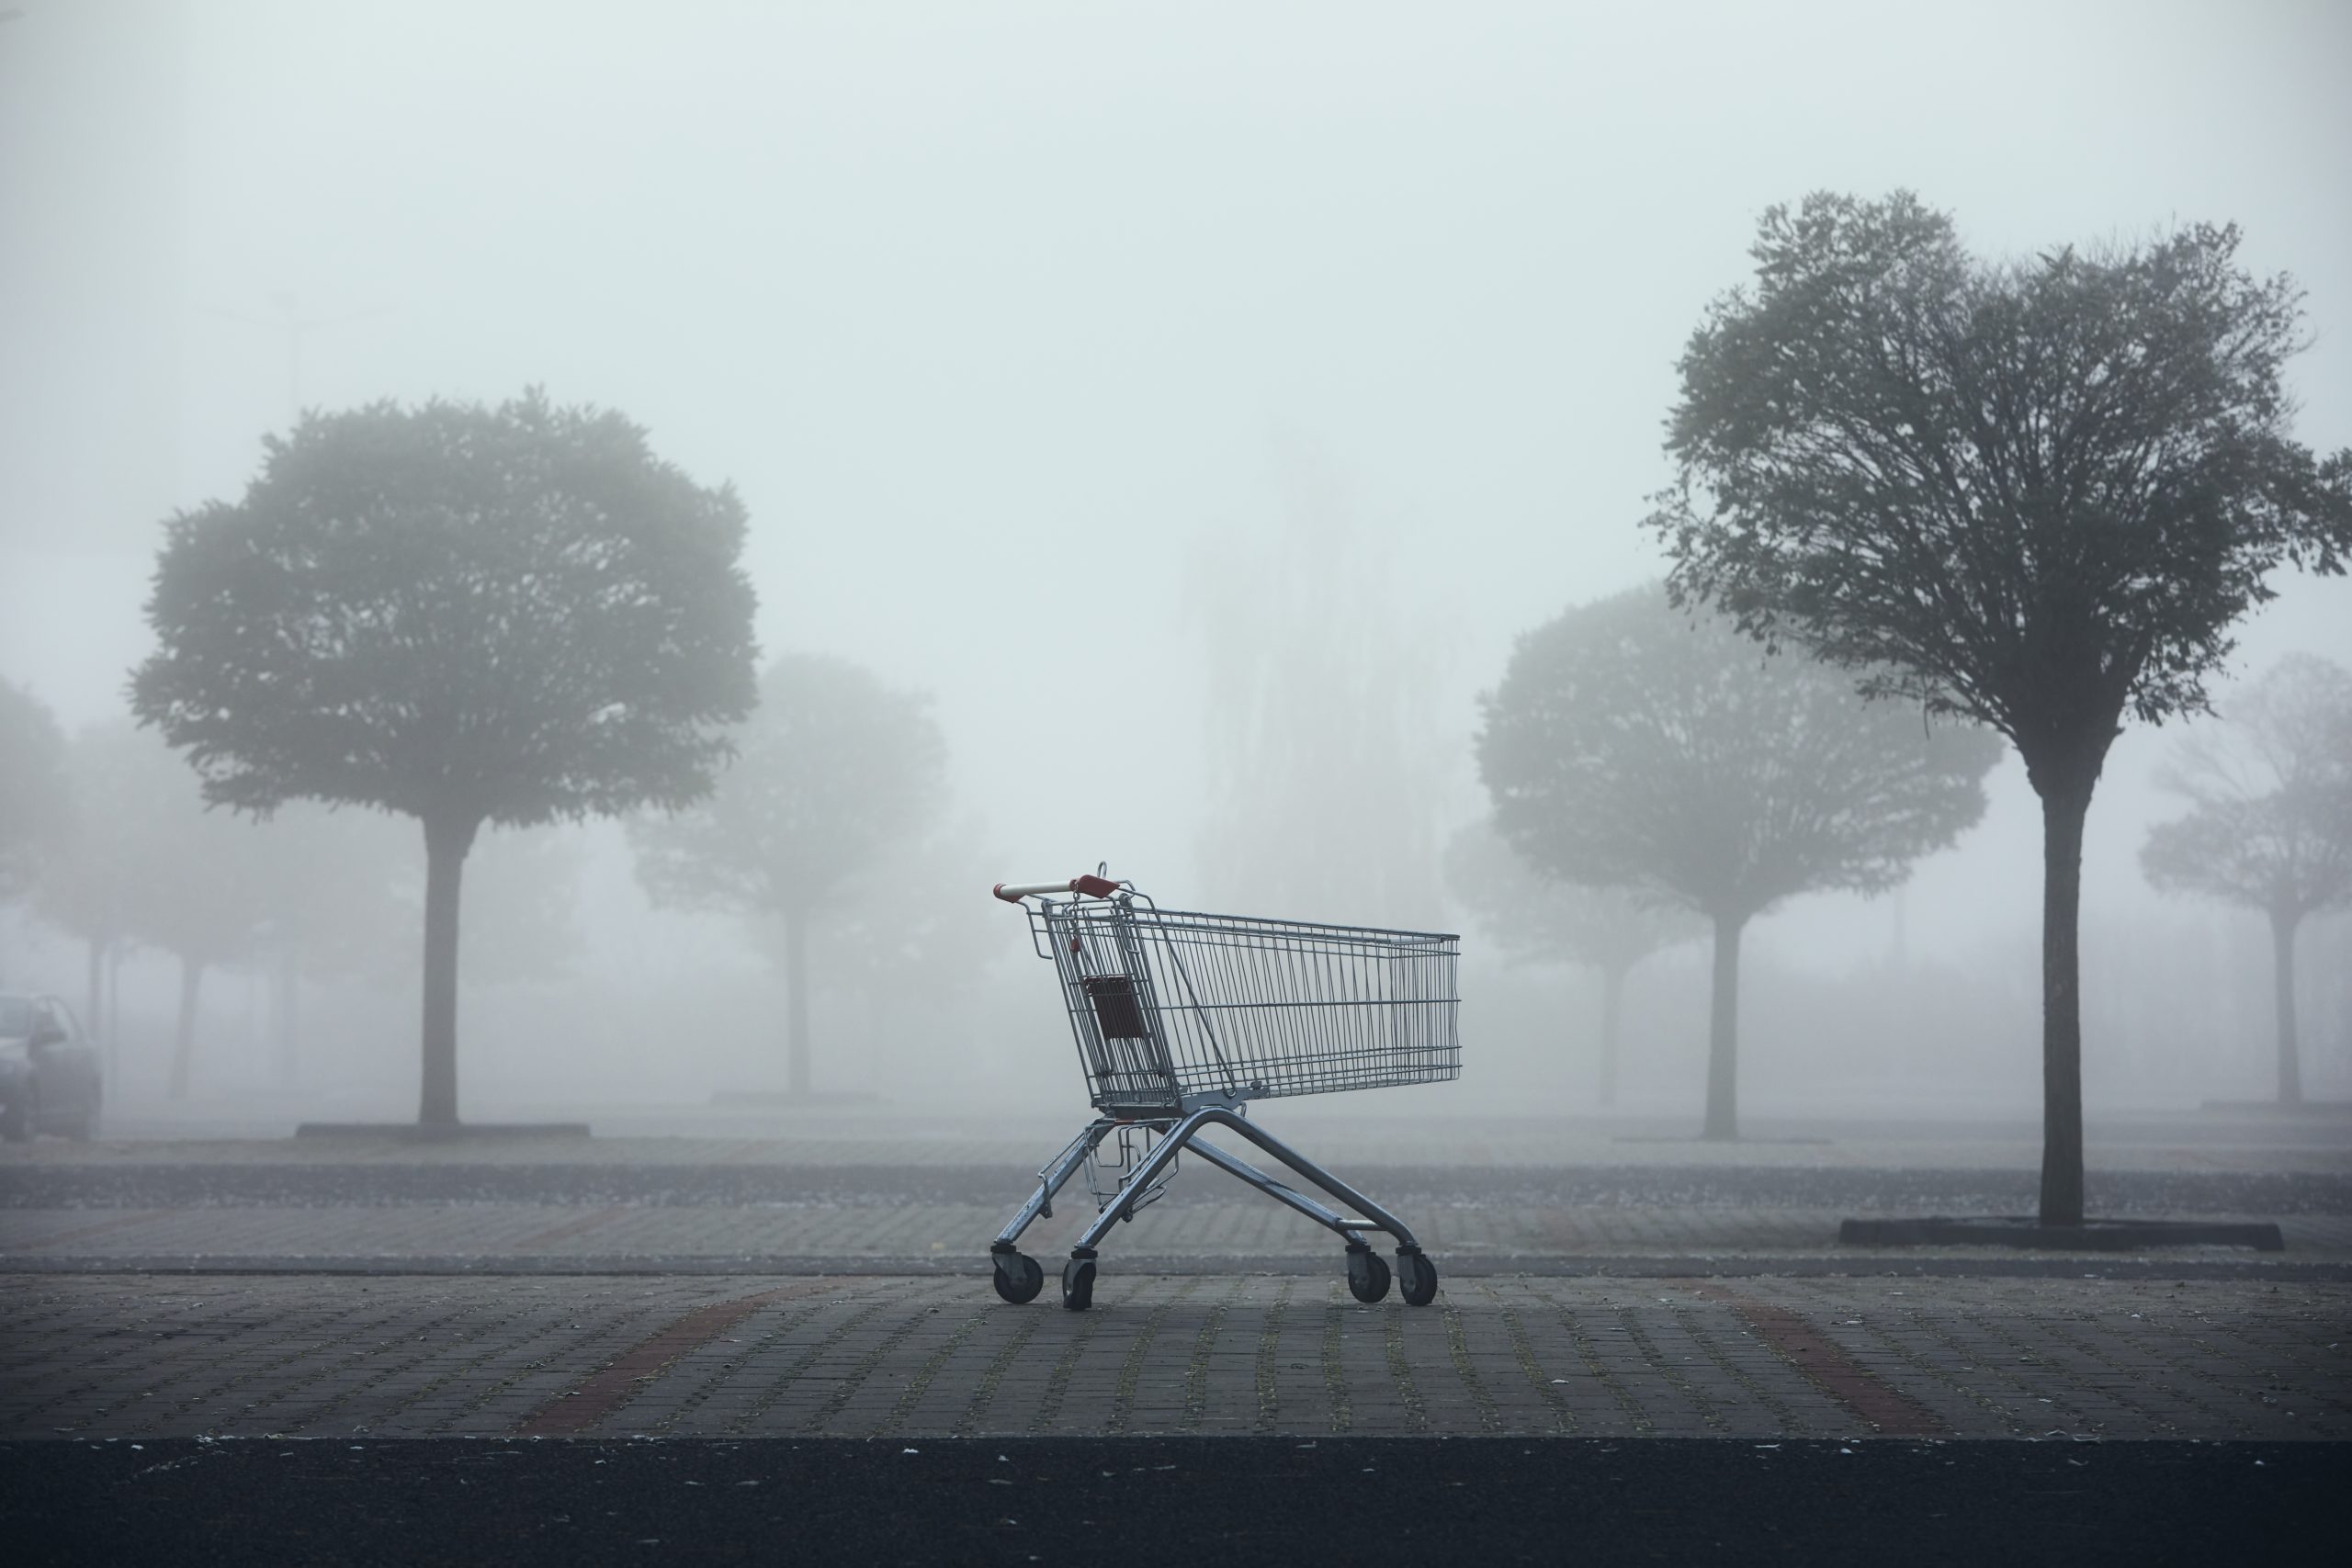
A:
[1345,1247,1391,1303]
[1396,1249,1438,1306]
[991,1251,1045,1304]
[1061,1254,1097,1312]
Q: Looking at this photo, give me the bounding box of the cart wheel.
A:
[992,1251,1045,1304]
[1396,1248,1439,1306]
[1061,1254,1097,1312]
[1345,1247,1391,1303]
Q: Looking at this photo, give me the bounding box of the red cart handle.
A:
[994,874,1121,904]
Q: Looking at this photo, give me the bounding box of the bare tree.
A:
[1650,192,2352,1218]
[131,391,758,1127]
[1477,584,1999,1139]
[2143,655,2352,1104]
[631,655,946,1096]
[1443,819,1701,1107]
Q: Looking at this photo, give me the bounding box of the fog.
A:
[3,0,2349,1127]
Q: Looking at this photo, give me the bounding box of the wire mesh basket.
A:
[1031,896,1461,1117]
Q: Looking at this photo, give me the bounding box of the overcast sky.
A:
[4,0,2348,950]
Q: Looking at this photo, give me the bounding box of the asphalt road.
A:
[6,1438,2337,1567]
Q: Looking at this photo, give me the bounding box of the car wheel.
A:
[0,1092,32,1144]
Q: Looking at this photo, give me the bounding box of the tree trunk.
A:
[784,908,811,1098]
[418,814,479,1129]
[1596,961,1626,1109]
[2037,786,2091,1228]
[1703,912,1744,1141]
[167,955,205,1101]
[2270,907,2302,1107]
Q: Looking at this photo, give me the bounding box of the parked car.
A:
[0,992,102,1142]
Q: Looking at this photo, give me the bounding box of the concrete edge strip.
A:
[514,1280,839,1438]
[508,1208,629,1250]
[1676,1281,1947,1438]
[5,1254,2345,1282]
[0,1213,175,1253]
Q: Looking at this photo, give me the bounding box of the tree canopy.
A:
[1646,190,2352,1215]
[1443,818,1699,978]
[132,391,757,830]
[131,390,759,1125]
[2144,654,2352,918]
[2143,654,2352,1103]
[1479,586,1998,921]
[1477,583,1998,1135]
[1650,193,2352,784]
[632,653,946,1095]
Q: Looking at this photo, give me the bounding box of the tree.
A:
[631,654,945,1095]
[39,724,272,1099]
[2143,655,2352,1104]
[239,802,413,1082]
[1444,819,1700,1107]
[118,743,272,1100]
[0,678,68,911]
[1649,192,2352,1217]
[792,815,1004,1092]
[130,391,758,1127]
[1476,585,1999,1139]
[1186,451,1447,924]
[34,723,153,1044]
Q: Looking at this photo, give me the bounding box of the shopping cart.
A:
[987,873,1461,1310]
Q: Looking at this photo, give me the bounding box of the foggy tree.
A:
[794,817,1002,1086]
[241,803,413,1082]
[1477,585,1999,1139]
[631,654,945,1096]
[74,728,272,1099]
[32,724,152,1042]
[1186,453,1447,923]
[130,391,758,1127]
[2142,655,2352,1105]
[1648,192,2352,1219]
[1444,819,1700,1107]
[0,679,67,914]
[242,816,575,1085]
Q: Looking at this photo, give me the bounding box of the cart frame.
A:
[986,874,1459,1310]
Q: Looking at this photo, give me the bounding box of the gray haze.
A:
[4,0,2349,1121]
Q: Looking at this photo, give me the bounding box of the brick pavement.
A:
[4,1273,2343,1443]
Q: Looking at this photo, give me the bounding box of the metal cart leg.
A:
[989,1119,1114,1304]
[1182,1137,1375,1240]
[1058,1107,1438,1310]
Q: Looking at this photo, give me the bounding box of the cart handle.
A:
[994,874,1121,904]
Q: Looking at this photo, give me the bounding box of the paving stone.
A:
[4,1272,2344,1442]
